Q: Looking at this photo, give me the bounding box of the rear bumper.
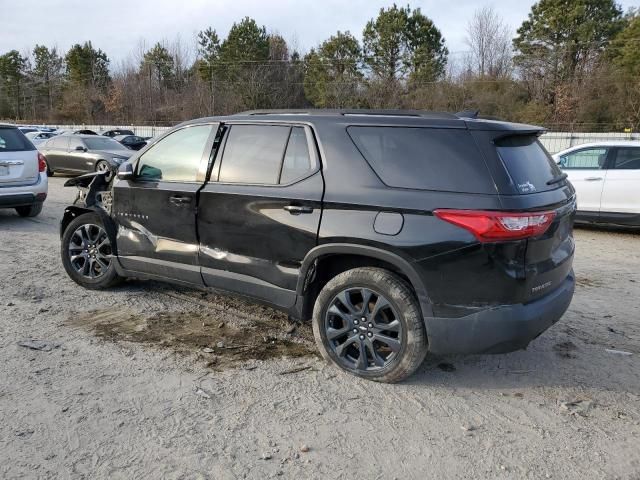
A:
[0,193,45,208]
[425,271,575,355]
[0,173,48,208]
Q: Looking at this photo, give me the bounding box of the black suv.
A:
[59,110,576,383]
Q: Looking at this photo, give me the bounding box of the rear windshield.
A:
[496,136,562,194]
[0,127,35,152]
[347,126,496,193]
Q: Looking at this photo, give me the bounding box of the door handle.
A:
[169,195,192,206]
[584,177,603,181]
[284,205,313,215]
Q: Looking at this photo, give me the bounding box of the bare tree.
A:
[465,6,512,78]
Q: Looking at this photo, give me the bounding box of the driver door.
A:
[112,123,218,285]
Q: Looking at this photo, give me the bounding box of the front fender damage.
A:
[60,172,118,255]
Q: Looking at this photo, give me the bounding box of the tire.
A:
[15,203,43,217]
[60,212,121,289]
[95,160,113,180]
[312,267,427,383]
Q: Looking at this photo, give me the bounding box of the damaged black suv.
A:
[60,110,576,383]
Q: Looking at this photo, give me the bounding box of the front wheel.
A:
[312,267,427,383]
[61,212,121,289]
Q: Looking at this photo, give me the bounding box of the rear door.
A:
[112,123,217,284]
[600,146,640,218]
[0,127,38,186]
[197,123,323,308]
[558,147,611,217]
[42,136,69,171]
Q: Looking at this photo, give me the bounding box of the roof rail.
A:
[236,109,460,119]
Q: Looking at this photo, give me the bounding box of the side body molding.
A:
[297,243,433,319]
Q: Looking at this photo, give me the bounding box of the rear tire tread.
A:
[312,267,427,383]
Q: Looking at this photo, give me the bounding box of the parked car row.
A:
[553,141,640,228]
[39,135,133,177]
[16,125,152,151]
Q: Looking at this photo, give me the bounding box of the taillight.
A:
[38,153,47,173]
[433,209,556,242]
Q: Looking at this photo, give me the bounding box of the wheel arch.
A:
[60,206,119,255]
[295,244,433,322]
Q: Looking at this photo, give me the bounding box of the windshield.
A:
[84,137,128,151]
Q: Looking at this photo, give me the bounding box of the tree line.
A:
[1,0,639,131]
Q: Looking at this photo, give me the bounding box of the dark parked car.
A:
[102,128,135,138]
[113,134,147,151]
[59,110,576,383]
[40,135,132,177]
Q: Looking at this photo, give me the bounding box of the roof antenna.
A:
[456,110,479,119]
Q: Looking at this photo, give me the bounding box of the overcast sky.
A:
[2,0,638,65]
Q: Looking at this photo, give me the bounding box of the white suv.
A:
[553,141,640,227]
[0,124,48,217]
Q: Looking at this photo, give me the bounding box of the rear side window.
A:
[280,127,314,184]
[347,126,495,193]
[0,127,35,152]
[218,125,316,185]
[612,148,640,170]
[219,125,289,184]
[496,136,562,194]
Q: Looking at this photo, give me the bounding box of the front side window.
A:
[559,148,607,169]
[218,125,291,184]
[611,148,640,170]
[137,125,213,182]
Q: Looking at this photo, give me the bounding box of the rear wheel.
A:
[61,212,121,289]
[312,267,427,383]
[43,158,54,176]
[15,203,43,217]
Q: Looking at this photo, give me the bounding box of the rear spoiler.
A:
[464,118,546,137]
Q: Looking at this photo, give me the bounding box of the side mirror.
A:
[117,162,134,180]
[75,145,86,152]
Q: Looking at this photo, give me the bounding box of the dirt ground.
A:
[1,177,639,479]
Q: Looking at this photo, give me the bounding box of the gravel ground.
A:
[1,176,639,479]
